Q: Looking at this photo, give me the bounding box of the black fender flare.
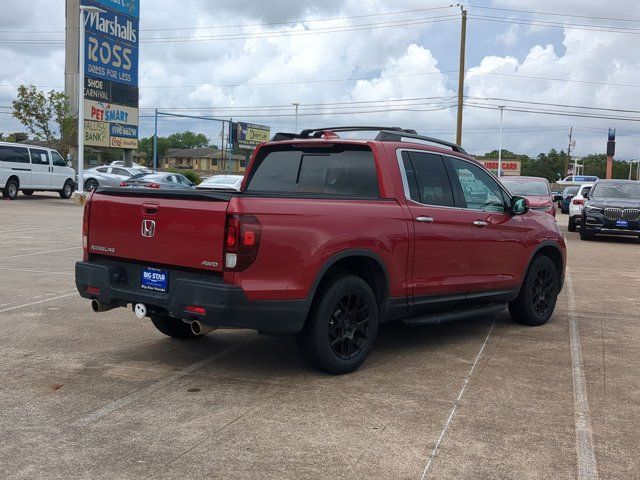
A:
[305,248,391,314]
[521,240,566,294]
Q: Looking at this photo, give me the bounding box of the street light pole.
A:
[292,102,300,132]
[77,4,105,194]
[497,106,505,177]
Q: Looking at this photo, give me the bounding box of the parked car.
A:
[196,174,244,191]
[110,160,152,173]
[560,186,580,214]
[557,175,599,185]
[580,179,640,241]
[83,166,143,191]
[76,126,566,374]
[568,183,593,232]
[1,141,76,200]
[500,176,556,216]
[120,172,195,189]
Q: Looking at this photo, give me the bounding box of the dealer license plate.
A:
[141,267,168,292]
[616,220,629,228]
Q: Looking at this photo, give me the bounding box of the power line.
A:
[466,4,640,24]
[465,103,640,122]
[469,14,640,35]
[466,96,640,114]
[0,5,458,34]
[473,72,640,89]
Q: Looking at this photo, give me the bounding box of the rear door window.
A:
[401,151,454,207]
[246,146,379,197]
[0,145,30,163]
[30,149,50,165]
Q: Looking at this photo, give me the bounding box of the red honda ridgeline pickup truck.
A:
[76,127,566,374]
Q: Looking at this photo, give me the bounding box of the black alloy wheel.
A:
[298,275,379,374]
[531,267,555,317]
[328,293,372,361]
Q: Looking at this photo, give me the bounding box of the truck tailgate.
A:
[87,190,229,272]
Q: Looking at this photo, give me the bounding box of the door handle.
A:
[416,216,434,223]
[473,220,488,227]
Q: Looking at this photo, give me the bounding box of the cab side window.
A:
[450,158,506,212]
[51,151,66,167]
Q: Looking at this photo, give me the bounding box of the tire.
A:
[297,275,379,374]
[3,178,19,200]
[509,255,559,326]
[22,190,34,196]
[150,315,203,340]
[59,180,74,199]
[568,217,576,232]
[561,207,568,214]
[84,178,99,192]
[580,225,594,241]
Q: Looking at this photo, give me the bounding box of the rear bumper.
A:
[75,261,308,333]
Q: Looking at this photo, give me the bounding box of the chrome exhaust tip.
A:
[190,320,216,336]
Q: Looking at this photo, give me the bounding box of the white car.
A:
[568,183,594,232]
[195,174,243,191]
[83,166,143,191]
[557,175,599,186]
[110,160,152,173]
[1,142,76,200]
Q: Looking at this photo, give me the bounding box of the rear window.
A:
[246,146,379,197]
[0,145,30,163]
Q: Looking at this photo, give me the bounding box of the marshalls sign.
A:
[81,0,140,149]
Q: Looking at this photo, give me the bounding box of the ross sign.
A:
[84,76,138,107]
[84,99,138,125]
[478,159,521,176]
[84,120,110,147]
[232,122,271,149]
[80,0,139,150]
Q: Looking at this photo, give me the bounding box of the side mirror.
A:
[510,196,529,215]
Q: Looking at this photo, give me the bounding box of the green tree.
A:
[0,131,29,143]
[138,131,216,164]
[11,85,75,149]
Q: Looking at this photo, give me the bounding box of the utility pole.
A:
[497,106,504,177]
[455,6,467,146]
[292,102,300,132]
[565,126,574,177]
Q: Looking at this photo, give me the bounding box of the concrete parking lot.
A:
[1,193,638,479]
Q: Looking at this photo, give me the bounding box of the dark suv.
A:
[581,180,640,241]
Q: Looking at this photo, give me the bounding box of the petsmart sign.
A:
[81,0,139,149]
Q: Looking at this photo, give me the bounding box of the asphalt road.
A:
[1,193,638,479]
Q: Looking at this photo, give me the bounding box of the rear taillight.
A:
[120,181,128,187]
[224,215,261,271]
[82,200,90,261]
[572,198,584,205]
[146,183,161,189]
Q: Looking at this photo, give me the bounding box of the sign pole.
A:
[77,8,86,193]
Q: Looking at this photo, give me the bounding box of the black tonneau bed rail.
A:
[94,188,235,202]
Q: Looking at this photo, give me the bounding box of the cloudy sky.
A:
[1,0,639,161]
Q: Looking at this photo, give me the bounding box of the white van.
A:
[0,142,76,200]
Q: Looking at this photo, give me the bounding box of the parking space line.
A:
[419,322,495,480]
[0,266,74,276]
[70,345,241,427]
[0,246,80,260]
[566,269,600,480]
[0,291,77,314]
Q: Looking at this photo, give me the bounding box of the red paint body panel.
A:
[88,194,228,271]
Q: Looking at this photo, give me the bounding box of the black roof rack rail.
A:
[299,126,417,138]
[375,130,467,154]
[271,126,466,154]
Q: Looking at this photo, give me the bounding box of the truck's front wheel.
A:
[150,315,203,340]
[298,275,379,374]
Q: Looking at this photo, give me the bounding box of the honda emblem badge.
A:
[141,219,156,238]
